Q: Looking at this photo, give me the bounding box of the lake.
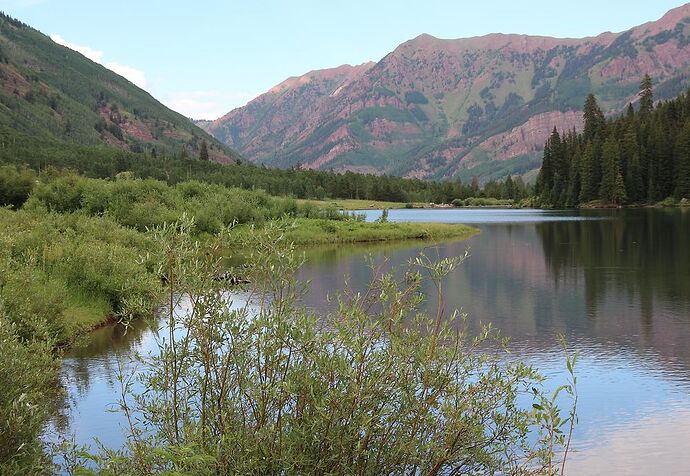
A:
[55,208,690,475]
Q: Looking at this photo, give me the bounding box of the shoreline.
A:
[61,220,480,347]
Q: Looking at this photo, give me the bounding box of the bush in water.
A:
[67,219,577,475]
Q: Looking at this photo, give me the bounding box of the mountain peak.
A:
[205,3,690,180]
[267,62,374,96]
[632,2,690,37]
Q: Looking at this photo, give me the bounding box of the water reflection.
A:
[56,209,690,474]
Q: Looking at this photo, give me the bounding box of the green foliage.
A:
[404,90,429,104]
[582,94,605,142]
[377,207,389,223]
[455,154,541,185]
[198,140,209,161]
[0,130,479,205]
[452,197,514,207]
[538,78,690,207]
[599,137,626,205]
[0,165,35,207]
[0,314,59,475]
[639,74,654,116]
[66,221,574,475]
[25,173,344,234]
[0,208,159,341]
[675,122,690,199]
[235,217,477,245]
[0,204,163,474]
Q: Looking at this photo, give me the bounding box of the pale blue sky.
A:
[0,0,685,119]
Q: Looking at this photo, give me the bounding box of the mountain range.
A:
[200,3,690,182]
[0,13,240,163]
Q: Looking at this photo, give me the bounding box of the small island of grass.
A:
[247,217,478,245]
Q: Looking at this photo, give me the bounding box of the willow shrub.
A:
[0,312,60,475]
[0,165,36,208]
[0,209,160,341]
[25,173,337,235]
[72,219,576,475]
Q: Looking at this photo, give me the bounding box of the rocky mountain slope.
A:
[202,4,690,181]
[0,13,240,162]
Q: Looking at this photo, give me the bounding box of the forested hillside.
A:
[0,13,239,162]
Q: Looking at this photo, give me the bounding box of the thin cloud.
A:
[104,62,147,89]
[162,90,259,120]
[49,34,103,63]
[48,34,254,118]
[49,34,146,88]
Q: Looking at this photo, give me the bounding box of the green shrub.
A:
[0,260,66,341]
[69,222,576,475]
[0,313,59,475]
[27,174,326,233]
[0,165,35,208]
[28,174,88,213]
[0,208,159,339]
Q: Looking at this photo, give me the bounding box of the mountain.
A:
[0,13,240,163]
[202,4,690,182]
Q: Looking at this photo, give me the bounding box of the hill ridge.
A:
[203,3,690,182]
[0,12,241,163]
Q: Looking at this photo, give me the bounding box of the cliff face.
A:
[203,4,690,181]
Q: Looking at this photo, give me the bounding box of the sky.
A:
[0,0,685,120]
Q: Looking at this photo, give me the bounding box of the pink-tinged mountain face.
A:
[204,63,375,158]
[202,3,690,182]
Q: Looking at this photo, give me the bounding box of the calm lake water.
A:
[55,208,690,475]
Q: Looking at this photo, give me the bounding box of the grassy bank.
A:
[0,208,478,347]
[451,197,517,208]
[0,208,159,343]
[267,218,478,245]
[0,173,479,344]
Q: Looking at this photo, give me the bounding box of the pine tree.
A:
[537,80,690,207]
[654,124,674,199]
[514,176,527,200]
[565,141,581,207]
[675,122,690,200]
[579,141,596,204]
[199,140,209,161]
[547,128,565,206]
[621,126,642,202]
[600,137,625,205]
[613,169,627,206]
[626,103,635,121]
[536,137,553,199]
[639,74,653,117]
[504,175,515,200]
[583,94,605,142]
[470,176,479,196]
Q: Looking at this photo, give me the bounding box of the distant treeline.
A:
[536,75,690,207]
[0,129,527,204]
